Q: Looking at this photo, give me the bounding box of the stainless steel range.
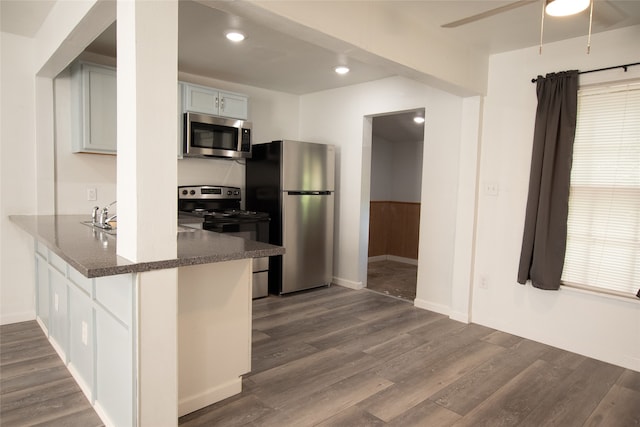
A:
[178,185,270,298]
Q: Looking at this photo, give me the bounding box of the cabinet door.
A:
[183,83,219,115]
[68,285,94,397]
[219,91,248,120]
[35,254,49,329]
[72,62,117,154]
[49,268,69,359]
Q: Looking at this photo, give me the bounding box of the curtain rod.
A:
[530,62,640,83]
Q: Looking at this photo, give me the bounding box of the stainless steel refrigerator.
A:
[246,140,335,295]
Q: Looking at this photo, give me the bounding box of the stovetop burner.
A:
[178,185,269,223]
[204,209,269,221]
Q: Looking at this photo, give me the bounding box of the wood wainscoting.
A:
[368,201,420,260]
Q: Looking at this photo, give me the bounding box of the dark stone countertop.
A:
[10,215,284,278]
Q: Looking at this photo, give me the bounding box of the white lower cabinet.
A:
[49,268,69,360]
[35,254,49,330]
[34,240,135,427]
[68,285,94,396]
[95,308,133,426]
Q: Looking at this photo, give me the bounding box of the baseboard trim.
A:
[332,276,364,290]
[387,255,418,266]
[413,298,450,316]
[449,310,470,324]
[178,377,242,417]
[368,255,418,266]
[0,310,36,325]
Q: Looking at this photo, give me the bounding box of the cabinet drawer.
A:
[69,265,93,296]
[49,252,68,275]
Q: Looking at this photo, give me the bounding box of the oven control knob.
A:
[234,190,240,195]
[182,190,188,195]
[227,190,232,195]
[190,190,196,195]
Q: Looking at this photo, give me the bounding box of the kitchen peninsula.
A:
[10,215,284,426]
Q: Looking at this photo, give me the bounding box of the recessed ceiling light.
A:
[413,116,425,124]
[334,66,350,75]
[226,32,245,42]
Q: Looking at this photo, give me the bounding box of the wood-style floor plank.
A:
[0,322,103,427]
[2,286,638,427]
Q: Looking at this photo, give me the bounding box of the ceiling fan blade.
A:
[441,0,539,28]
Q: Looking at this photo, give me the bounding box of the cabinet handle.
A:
[215,97,219,108]
[220,97,225,111]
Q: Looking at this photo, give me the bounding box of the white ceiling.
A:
[77,0,640,95]
[3,0,640,95]
[2,0,639,141]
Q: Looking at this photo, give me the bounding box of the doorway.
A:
[366,109,425,301]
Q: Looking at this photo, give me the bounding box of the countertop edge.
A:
[10,215,285,278]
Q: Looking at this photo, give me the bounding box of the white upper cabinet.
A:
[181,82,248,120]
[71,61,117,154]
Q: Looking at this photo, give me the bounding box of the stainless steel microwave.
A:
[183,112,252,159]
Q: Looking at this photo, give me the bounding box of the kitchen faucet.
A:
[92,201,117,229]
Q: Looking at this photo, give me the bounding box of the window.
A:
[562,81,640,297]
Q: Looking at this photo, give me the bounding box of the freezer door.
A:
[282,192,334,293]
[282,140,335,191]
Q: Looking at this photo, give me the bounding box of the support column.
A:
[117,1,178,425]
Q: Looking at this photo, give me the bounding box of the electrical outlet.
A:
[87,187,97,201]
[479,277,489,289]
[81,321,88,346]
[485,183,499,196]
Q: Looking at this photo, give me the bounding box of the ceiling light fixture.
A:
[545,0,590,17]
[413,117,425,124]
[334,66,350,75]
[539,0,594,54]
[225,31,245,42]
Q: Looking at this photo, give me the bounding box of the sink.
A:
[83,221,197,235]
[81,221,117,235]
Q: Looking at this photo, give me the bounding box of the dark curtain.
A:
[517,70,578,290]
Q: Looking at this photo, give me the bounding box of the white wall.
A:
[52,66,300,214]
[473,25,640,371]
[0,32,38,324]
[299,76,464,312]
[370,135,423,203]
[54,66,118,214]
[391,139,423,203]
[370,136,392,201]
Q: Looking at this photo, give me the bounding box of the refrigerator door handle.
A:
[286,191,332,196]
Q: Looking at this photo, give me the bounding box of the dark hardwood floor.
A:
[2,285,639,426]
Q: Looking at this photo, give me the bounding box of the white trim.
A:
[178,377,242,417]
[0,310,36,325]
[387,255,418,266]
[449,310,470,324]
[93,400,117,427]
[367,255,418,266]
[332,276,364,290]
[49,335,67,363]
[68,362,94,402]
[36,316,49,336]
[413,298,450,316]
[561,283,640,305]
